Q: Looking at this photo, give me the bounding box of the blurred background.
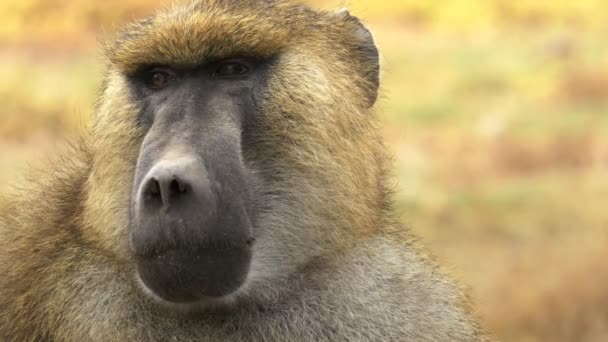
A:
[1,0,607,340]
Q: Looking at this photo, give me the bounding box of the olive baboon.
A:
[0,0,486,340]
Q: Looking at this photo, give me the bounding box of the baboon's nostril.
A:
[139,159,205,210]
[142,177,165,209]
[169,178,188,195]
[145,178,161,202]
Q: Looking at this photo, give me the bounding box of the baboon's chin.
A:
[135,274,249,314]
[134,246,252,307]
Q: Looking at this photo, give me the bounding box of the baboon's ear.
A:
[335,9,380,108]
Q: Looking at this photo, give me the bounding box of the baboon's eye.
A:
[214,61,251,78]
[143,68,174,90]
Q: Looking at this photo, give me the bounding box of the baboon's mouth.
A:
[135,244,252,303]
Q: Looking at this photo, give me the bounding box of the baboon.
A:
[0,0,486,341]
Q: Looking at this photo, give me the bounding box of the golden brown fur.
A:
[0,0,486,340]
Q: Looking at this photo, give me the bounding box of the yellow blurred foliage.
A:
[2,0,608,43]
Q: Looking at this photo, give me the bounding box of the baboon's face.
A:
[128,59,271,303]
[96,0,380,310]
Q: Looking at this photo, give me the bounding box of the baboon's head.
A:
[88,0,384,310]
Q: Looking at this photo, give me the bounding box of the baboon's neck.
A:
[0,139,94,340]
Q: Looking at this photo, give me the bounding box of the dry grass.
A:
[480,240,608,342]
[1,1,607,341]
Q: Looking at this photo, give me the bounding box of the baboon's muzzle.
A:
[131,154,254,303]
[127,75,257,304]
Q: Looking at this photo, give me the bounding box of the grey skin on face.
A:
[129,60,265,303]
